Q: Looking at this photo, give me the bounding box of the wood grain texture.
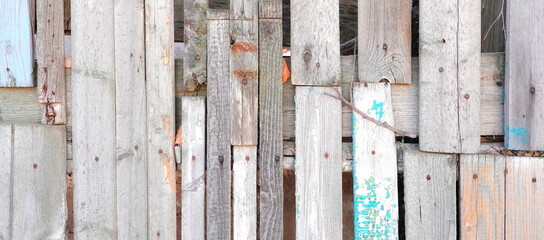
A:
[230,19,258,145]
[181,96,206,240]
[71,0,117,237]
[505,0,544,150]
[291,0,339,85]
[115,0,147,238]
[295,87,342,239]
[207,10,232,240]
[358,0,411,84]
[419,0,481,153]
[183,0,207,91]
[258,18,283,240]
[0,0,34,87]
[460,154,505,240]
[352,83,398,239]
[481,0,505,52]
[404,150,457,240]
[259,0,281,19]
[233,146,257,240]
[36,0,66,124]
[0,124,12,240]
[231,0,257,20]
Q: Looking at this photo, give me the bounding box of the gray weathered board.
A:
[259,0,281,19]
[404,150,457,240]
[505,0,544,150]
[295,87,343,239]
[358,0,411,84]
[481,0,505,52]
[419,0,481,153]
[233,146,258,239]
[182,0,207,91]
[0,124,67,239]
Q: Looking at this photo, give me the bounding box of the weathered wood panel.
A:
[0,124,13,239]
[505,0,544,150]
[71,0,117,237]
[295,87,342,239]
[358,0,411,84]
[181,96,206,240]
[404,150,457,240]
[233,146,257,240]
[460,154,505,240]
[352,83,398,239]
[36,0,66,124]
[183,0,207,91]
[231,0,258,19]
[207,9,232,240]
[258,18,283,240]
[481,0,505,52]
[259,0,282,19]
[0,0,34,87]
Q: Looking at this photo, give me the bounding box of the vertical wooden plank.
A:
[231,0,258,19]
[181,96,206,240]
[0,0,33,87]
[258,18,283,240]
[460,154,505,240]
[505,0,544,150]
[115,0,147,238]
[207,9,232,240]
[259,0,282,19]
[481,0,505,52]
[71,0,117,237]
[36,0,66,124]
[291,0,339,85]
[358,0,411,84]
[352,83,398,239]
[505,156,544,239]
[295,86,342,239]
[233,146,257,240]
[419,0,481,153]
[404,150,457,240]
[11,124,67,239]
[183,0,207,91]
[145,0,176,238]
[0,124,13,240]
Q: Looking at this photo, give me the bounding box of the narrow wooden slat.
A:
[460,154,505,239]
[505,0,544,150]
[207,10,232,240]
[231,0,258,19]
[0,124,13,240]
[258,18,283,240]
[358,0,411,84]
[259,0,282,19]
[505,156,544,239]
[115,0,147,238]
[36,0,66,124]
[71,0,117,237]
[352,83,398,239]
[183,0,207,91]
[295,86,342,239]
[481,0,505,52]
[0,0,34,87]
[419,0,481,153]
[181,96,206,240]
[233,146,257,240]
[404,150,457,240]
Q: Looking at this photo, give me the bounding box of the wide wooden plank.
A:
[115,0,147,238]
[419,0,481,153]
[460,154,505,240]
[358,0,411,84]
[258,18,283,240]
[36,0,66,124]
[505,156,544,239]
[295,87,342,239]
[181,96,206,240]
[233,146,257,240]
[71,0,117,237]
[182,0,207,91]
[291,0,339,85]
[206,9,232,240]
[352,83,398,239]
[404,150,457,240]
[0,0,33,87]
[0,124,13,239]
[505,0,544,150]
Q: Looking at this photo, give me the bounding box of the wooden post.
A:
[183,0,208,91]
[233,146,258,239]
[419,0,481,153]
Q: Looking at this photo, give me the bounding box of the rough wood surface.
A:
[505,0,544,150]
[36,0,66,124]
[0,125,11,239]
[460,154,505,240]
[352,83,398,239]
[404,150,457,240]
[231,0,258,19]
[358,0,411,84]
[0,0,34,87]
[259,0,282,19]
[295,87,343,239]
[481,0,505,52]
[183,0,207,91]
[233,146,258,240]
[181,96,206,240]
[419,0,481,153]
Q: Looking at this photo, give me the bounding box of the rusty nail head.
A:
[530,87,536,93]
[33,164,38,169]
[439,67,445,72]
[533,178,537,183]
[504,169,508,174]
[371,150,376,155]
[95,157,99,161]
[157,232,161,237]
[192,156,196,161]
[159,149,163,154]
[464,94,470,99]
[245,156,250,161]
[383,43,388,50]
[426,175,431,180]
[195,55,201,61]
[440,39,446,43]
[364,83,368,87]
[324,152,329,158]
[134,145,139,150]
[496,81,503,87]
[315,62,320,68]
[473,174,478,179]
[218,156,224,162]
[275,156,280,162]
[242,79,248,85]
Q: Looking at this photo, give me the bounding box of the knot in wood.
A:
[275,156,280,162]
[303,51,312,63]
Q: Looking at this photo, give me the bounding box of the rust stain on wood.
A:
[161,153,176,191]
[231,42,257,54]
[232,70,258,81]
